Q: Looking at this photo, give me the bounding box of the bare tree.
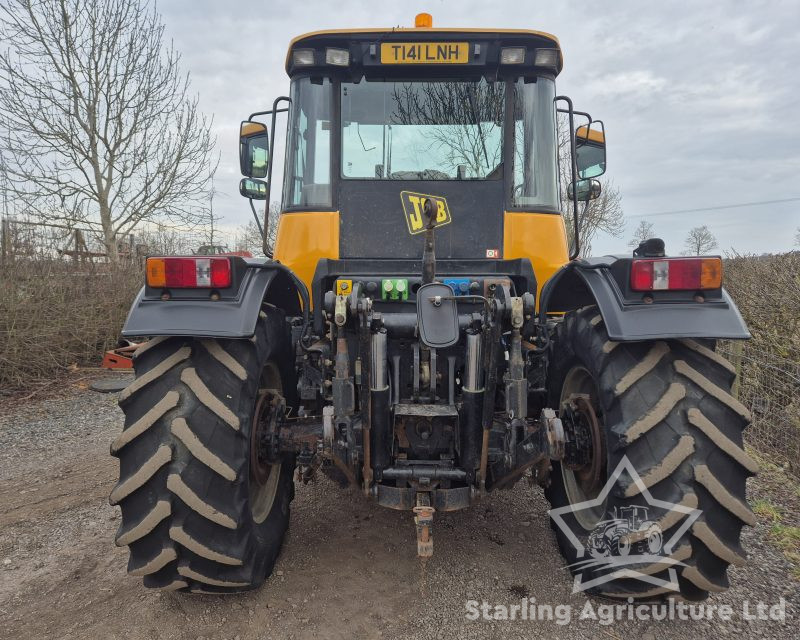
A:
[557,121,624,256]
[200,171,224,247]
[264,202,279,255]
[795,227,800,247]
[390,81,504,178]
[628,220,655,248]
[683,225,718,255]
[236,220,265,256]
[237,202,279,256]
[135,224,198,256]
[562,180,625,256]
[0,0,216,261]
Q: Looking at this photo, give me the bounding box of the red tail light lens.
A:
[631,259,654,291]
[146,257,231,289]
[210,259,230,287]
[164,258,199,287]
[630,257,722,292]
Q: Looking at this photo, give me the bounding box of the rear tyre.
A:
[545,307,757,600]
[110,308,296,593]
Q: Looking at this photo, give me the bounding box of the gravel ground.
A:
[0,373,797,639]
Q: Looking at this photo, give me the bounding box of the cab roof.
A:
[285,27,563,77]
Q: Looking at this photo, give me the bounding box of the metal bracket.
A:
[510,296,524,329]
[541,407,565,460]
[322,405,334,448]
[412,493,435,558]
[334,294,348,327]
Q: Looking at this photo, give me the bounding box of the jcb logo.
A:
[400,191,452,235]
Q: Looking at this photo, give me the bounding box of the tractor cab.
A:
[617,505,651,531]
[239,14,606,291]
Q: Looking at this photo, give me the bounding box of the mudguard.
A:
[121,261,302,339]
[540,257,750,341]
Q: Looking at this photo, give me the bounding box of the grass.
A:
[768,524,800,580]
[768,524,800,551]
[747,451,800,581]
[752,499,783,522]
[749,449,781,474]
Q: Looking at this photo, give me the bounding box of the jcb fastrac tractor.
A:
[111,14,757,599]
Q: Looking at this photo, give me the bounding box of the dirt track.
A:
[0,374,797,639]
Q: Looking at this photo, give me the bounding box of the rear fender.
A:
[121,263,302,339]
[540,257,750,341]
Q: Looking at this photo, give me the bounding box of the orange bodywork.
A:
[273,211,340,294]
[274,209,569,308]
[503,212,569,304]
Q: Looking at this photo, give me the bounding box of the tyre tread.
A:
[545,311,754,600]
[111,312,294,592]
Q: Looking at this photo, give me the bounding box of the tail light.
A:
[146,257,232,289]
[630,257,722,292]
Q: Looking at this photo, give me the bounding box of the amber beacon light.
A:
[415,13,433,28]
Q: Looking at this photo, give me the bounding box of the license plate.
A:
[380,42,469,64]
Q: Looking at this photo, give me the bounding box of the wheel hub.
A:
[562,393,605,498]
[558,366,608,531]
[251,389,284,485]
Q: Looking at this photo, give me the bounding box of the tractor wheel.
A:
[644,524,663,555]
[110,308,296,593]
[545,306,757,600]
[610,532,631,557]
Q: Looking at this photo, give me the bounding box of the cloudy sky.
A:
[161,0,799,255]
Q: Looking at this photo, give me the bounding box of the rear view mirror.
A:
[575,122,606,179]
[239,121,269,178]
[567,178,602,202]
[239,177,268,200]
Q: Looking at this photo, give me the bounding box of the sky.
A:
[160,0,800,256]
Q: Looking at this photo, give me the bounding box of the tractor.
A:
[588,505,663,559]
[111,14,757,600]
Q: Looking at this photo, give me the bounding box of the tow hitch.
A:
[412,493,435,557]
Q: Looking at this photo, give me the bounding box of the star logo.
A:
[548,455,701,593]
